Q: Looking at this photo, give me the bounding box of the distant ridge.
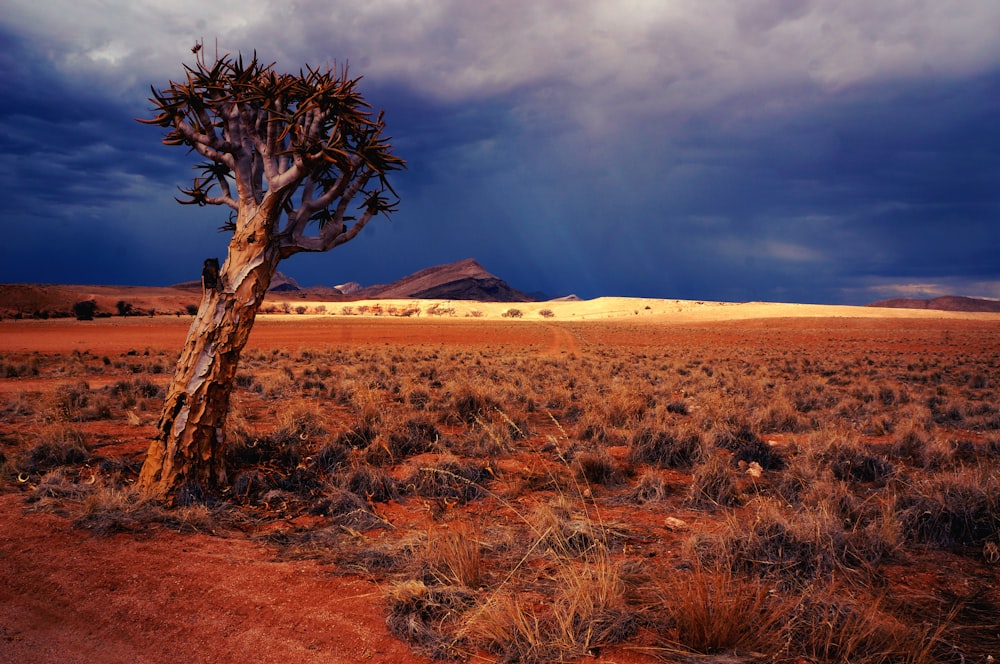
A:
[172,271,301,292]
[358,258,535,302]
[867,295,1000,313]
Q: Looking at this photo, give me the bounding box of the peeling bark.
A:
[137,203,281,504]
[137,51,403,504]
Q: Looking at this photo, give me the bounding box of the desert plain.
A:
[1,297,999,663]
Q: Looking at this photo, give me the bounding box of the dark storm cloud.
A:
[1,1,998,302]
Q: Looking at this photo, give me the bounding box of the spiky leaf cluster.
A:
[140,46,405,256]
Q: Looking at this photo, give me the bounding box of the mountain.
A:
[867,296,1000,313]
[358,258,535,302]
[268,272,302,292]
[334,281,364,296]
[171,271,301,292]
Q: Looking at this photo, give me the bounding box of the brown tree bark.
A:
[136,50,403,503]
[137,204,280,503]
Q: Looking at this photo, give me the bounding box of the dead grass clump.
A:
[819,436,896,485]
[340,465,398,502]
[691,499,893,583]
[574,411,625,446]
[573,450,625,487]
[109,378,162,408]
[420,524,483,588]
[226,428,304,470]
[629,469,677,504]
[230,470,269,504]
[362,417,443,465]
[310,486,384,529]
[334,422,378,449]
[313,440,349,473]
[712,424,784,470]
[388,417,442,458]
[891,423,951,470]
[628,424,705,470]
[46,380,113,421]
[73,486,214,535]
[385,580,475,659]
[406,459,491,505]
[652,564,787,655]
[24,469,95,515]
[51,381,93,418]
[785,589,940,663]
[463,549,636,664]
[13,425,90,477]
[457,419,514,458]
[758,394,809,433]
[445,386,500,425]
[531,500,628,557]
[687,454,741,509]
[895,469,1000,547]
[603,390,648,428]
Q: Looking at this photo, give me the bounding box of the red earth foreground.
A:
[0,316,659,664]
[2,312,998,663]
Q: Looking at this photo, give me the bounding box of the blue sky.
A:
[1,0,998,303]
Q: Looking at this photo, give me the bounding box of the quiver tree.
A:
[136,45,404,503]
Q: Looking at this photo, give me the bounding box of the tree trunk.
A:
[138,204,281,504]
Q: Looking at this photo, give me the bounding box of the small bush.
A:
[14,426,90,476]
[629,424,705,470]
[341,465,398,502]
[311,487,383,529]
[574,450,624,487]
[406,459,491,505]
[820,437,895,485]
[654,564,787,654]
[688,454,741,509]
[73,300,97,321]
[896,470,1000,547]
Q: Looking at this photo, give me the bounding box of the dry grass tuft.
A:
[652,563,788,654]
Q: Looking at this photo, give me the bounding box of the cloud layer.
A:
[1,0,998,302]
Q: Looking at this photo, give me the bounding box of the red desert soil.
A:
[0,492,426,664]
[0,316,660,664]
[2,313,998,663]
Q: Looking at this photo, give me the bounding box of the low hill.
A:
[171,271,302,292]
[867,296,1000,313]
[358,258,535,302]
[0,284,204,318]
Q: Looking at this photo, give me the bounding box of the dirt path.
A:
[544,323,581,356]
[0,494,428,664]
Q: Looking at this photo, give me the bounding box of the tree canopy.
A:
[140,45,405,257]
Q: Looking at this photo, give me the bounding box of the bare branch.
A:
[141,49,404,246]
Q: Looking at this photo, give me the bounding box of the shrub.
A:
[73,300,97,321]
[628,424,705,470]
[13,425,90,476]
[692,498,894,582]
[340,465,398,502]
[819,437,895,485]
[574,450,624,487]
[406,459,491,505]
[654,564,787,654]
[896,470,1000,547]
[501,308,523,318]
[688,454,741,509]
[385,580,474,659]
